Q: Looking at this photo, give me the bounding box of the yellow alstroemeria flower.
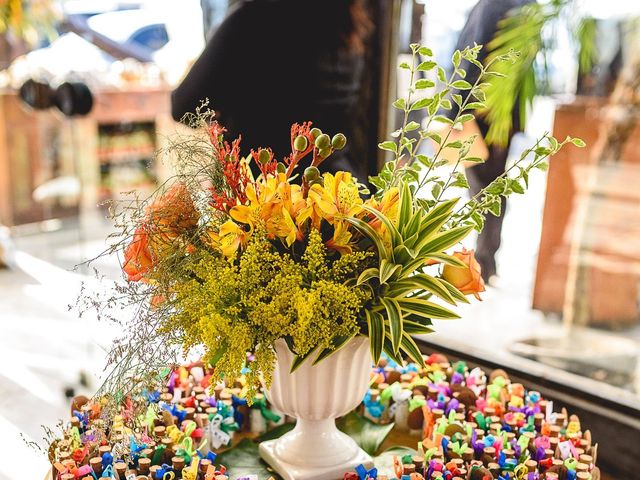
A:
[208,220,248,258]
[229,180,273,228]
[263,203,300,246]
[325,220,354,255]
[272,179,306,245]
[307,171,363,225]
[364,186,399,233]
[230,173,306,247]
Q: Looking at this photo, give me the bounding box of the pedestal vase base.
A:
[259,440,373,480]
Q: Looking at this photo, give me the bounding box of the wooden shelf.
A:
[0,87,177,226]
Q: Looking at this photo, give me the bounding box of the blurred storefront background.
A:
[0,1,639,479]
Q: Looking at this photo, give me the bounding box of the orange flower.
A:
[123,226,156,282]
[325,220,353,254]
[364,187,399,233]
[230,173,305,247]
[146,182,199,237]
[122,183,199,281]
[307,171,363,224]
[441,248,486,300]
[207,220,249,258]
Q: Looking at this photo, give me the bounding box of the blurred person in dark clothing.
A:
[449,0,534,281]
[172,0,373,181]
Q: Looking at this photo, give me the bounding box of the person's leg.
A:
[466,120,511,281]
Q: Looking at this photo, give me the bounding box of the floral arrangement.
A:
[86,43,582,400]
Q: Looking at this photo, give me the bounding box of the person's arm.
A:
[171,3,246,122]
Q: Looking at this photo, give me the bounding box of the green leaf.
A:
[378,141,397,152]
[485,179,505,195]
[398,181,413,231]
[433,115,454,125]
[401,333,426,366]
[488,198,502,217]
[464,157,485,164]
[417,61,437,71]
[397,298,460,320]
[571,138,586,147]
[445,140,463,149]
[290,345,318,373]
[440,99,452,110]
[410,98,432,111]
[422,131,441,144]
[452,50,461,69]
[534,161,548,171]
[521,167,529,188]
[418,46,433,56]
[415,79,435,89]
[365,310,385,363]
[452,94,463,106]
[456,113,475,125]
[451,80,472,90]
[393,244,417,264]
[465,101,485,110]
[424,252,466,268]
[215,438,275,479]
[208,342,229,366]
[416,154,433,167]
[428,98,440,116]
[345,216,390,260]
[417,197,458,239]
[404,313,433,327]
[381,298,403,354]
[437,66,447,83]
[451,171,469,189]
[418,225,474,255]
[377,446,417,461]
[313,334,356,365]
[379,259,402,284]
[396,274,458,305]
[361,205,401,248]
[402,209,423,239]
[405,120,421,132]
[402,320,435,335]
[399,62,411,69]
[392,98,406,110]
[509,178,525,194]
[382,337,404,364]
[336,412,395,456]
[534,146,551,157]
[439,278,470,303]
[357,267,380,285]
[472,211,485,231]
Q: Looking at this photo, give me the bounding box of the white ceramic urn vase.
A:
[259,336,374,480]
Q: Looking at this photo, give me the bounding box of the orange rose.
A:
[442,248,486,300]
[123,226,155,282]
